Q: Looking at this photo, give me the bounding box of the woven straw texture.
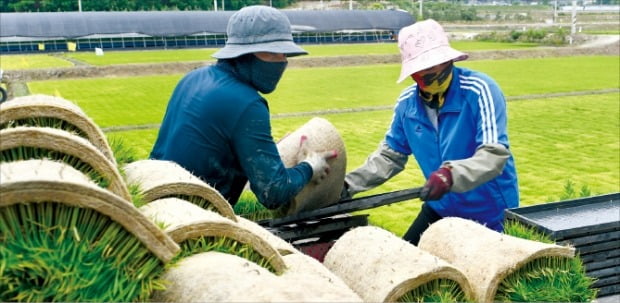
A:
[139,198,286,274]
[276,117,347,215]
[323,225,474,302]
[124,159,236,221]
[281,253,363,302]
[418,217,576,303]
[151,251,275,302]
[0,159,180,262]
[0,126,131,201]
[0,94,116,164]
[236,215,298,255]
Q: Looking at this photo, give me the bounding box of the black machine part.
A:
[263,186,423,227]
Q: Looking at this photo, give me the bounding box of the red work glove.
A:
[420,166,453,201]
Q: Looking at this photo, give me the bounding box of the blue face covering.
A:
[234,54,288,94]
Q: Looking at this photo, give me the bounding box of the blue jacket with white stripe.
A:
[386,66,519,231]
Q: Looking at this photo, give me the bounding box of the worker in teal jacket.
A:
[151,6,337,209]
[342,19,519,245]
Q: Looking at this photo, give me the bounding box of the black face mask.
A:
[234,54,288,94]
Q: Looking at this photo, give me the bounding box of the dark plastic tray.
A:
[505,192,620,240]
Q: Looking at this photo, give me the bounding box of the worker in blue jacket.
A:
[341,19,519,245]
[151,6,337,209]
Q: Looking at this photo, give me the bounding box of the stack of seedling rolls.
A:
[0,94,596,302]
[0,95,181,301]
[324,225,474,302]
[418,217,595,302]
[123,159,237,220]
[0,94,117,164]
[0,159,180,301]
[131,161,362,302]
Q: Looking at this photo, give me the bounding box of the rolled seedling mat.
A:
[236,215,299,255]
[281,253,363,302]
[123,159,236,221]
[139,197,287,274]
[323,225,474,303]
[0,126,132,202]
[418,217,576,303]
[151,251,276,302]
[227,271,364,302]
[0,94,116,164]
[276,117,347,215]
[0,159,180,302]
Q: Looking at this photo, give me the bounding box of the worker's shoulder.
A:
[455,66,497,84]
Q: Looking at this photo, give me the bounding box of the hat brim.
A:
[212,40,308,59]
[397,46,468,83]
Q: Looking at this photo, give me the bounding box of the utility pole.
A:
[213,0,217,11]
[553,0,558,23]
[419,0,423,19]
[78,0,82,12]
[349,0,353,10]
[570,0,577,44]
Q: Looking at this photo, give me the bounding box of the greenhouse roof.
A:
[0,9,414,41]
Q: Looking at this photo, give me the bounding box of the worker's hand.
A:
[302,151,337,183]
[298,135,338,184]
[420,166,453,201]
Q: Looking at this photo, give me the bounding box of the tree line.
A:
[1,0,298,12]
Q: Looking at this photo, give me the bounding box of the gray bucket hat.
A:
[212,5,308,59]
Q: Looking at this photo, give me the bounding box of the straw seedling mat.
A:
[151,251,275,302]
[323,225,473,302]
[138,198,286,274]
[418,217,576,303]
[154,251,362,302]
[0,94,116,164]
[124,159,236,221]
[276,117,347,215]
[236,215,298,255]
[280,253,363,302]
[0,160,180,301]
[0,126,131,201]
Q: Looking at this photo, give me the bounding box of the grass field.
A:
[27,56,618,126]
[0,54,74,70]
[18,49,620,235]
[2,41,538,69]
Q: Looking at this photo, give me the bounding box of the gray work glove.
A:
[298,135,338,184]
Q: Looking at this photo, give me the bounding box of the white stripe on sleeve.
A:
[460,75,498,144]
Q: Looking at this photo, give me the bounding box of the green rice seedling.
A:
[174,236,277,274]
[0,146,109,188]
[503,219,554,244]
[498,220,598,302]
[0,202,167,302]
[233,191,282,221]
[0,116,87,138]
[108,136,138,166]
[128,182,146,208]
[397,279,470,303]
[495,256,597,302]
[160,194,221,213]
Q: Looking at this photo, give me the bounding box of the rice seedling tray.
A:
[264,214,368,242]
[505,192,620,296]
[505,192,619,240]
